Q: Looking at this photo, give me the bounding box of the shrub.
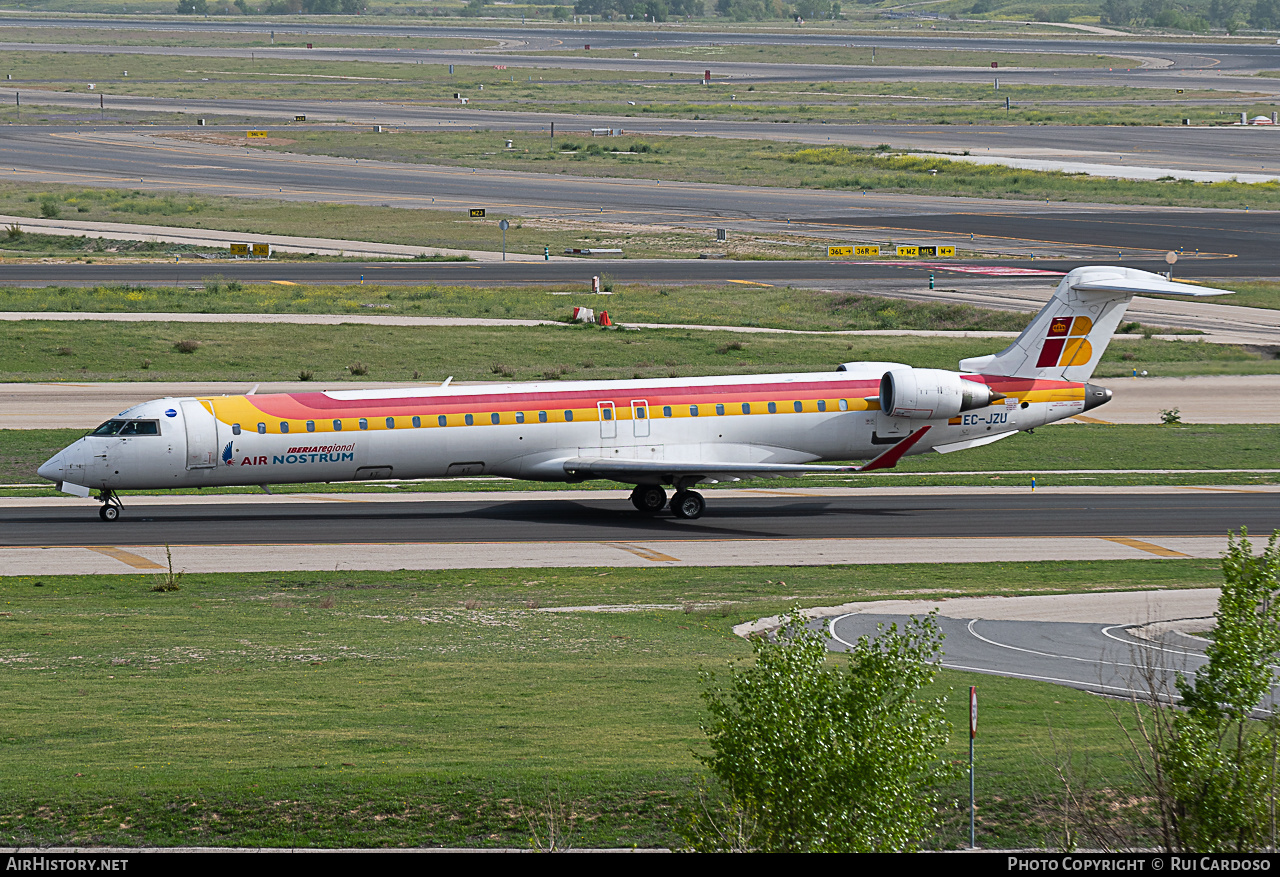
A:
[687,610,953,851]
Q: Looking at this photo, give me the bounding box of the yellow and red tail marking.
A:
[1036,315,1093,369]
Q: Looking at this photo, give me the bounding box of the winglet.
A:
[856,425,931,472]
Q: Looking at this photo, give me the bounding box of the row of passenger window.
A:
[228,399,852,435]
[662,399,847,417]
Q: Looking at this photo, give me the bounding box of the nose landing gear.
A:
[97,490,123,522]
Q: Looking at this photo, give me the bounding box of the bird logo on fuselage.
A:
[222,442,235,465]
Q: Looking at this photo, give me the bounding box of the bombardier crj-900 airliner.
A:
[39,267,1228,521]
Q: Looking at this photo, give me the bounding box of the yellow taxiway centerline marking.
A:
[270,280,298,286]
[604,542,681,563]
[725,279,773,287]
[1070,415,1112,424]
[1101,537,1189,558]
[85,546,165,570]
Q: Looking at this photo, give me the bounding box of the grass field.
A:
[0,559,1223,848]
[0,281,1043,330]
[0,230,244,260]
[1214,280,1280,310]
[0,320,1265,387]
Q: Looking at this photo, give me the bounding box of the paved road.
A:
[826,611,1239,703]
[4,491,1276,547]
[0,487,1272,574]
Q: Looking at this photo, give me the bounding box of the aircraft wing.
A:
[562,426,930,484]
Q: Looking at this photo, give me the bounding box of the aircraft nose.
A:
[37,452,65,484]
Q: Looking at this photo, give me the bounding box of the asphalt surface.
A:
[4,491,1276,548]
[826,612,1244,703]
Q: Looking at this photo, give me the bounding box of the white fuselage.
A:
[38,366,1085,493]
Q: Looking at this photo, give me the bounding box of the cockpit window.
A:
[91,420,159,436]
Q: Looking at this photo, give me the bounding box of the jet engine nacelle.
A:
[879,368,1002,420]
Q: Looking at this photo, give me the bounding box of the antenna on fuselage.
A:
[441,376,453,388]
[247,384,260,396]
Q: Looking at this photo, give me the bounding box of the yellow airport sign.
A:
[246,131,268,138]
[469,208,486,218]
[854,245,880,257]
[897,244,955,258]
[229,243,250,256]
[251,243,271,258]
[828,246,853,258]
[294,115,306,121]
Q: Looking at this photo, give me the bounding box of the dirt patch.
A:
[156,132,298,148]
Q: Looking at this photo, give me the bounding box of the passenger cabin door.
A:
[598,401,616,440]
[181,400,218,469]
[630,399,650,438]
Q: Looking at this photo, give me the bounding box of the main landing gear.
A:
[630,485,668,514]
[97,489,123,522]
[670,490,706,520]
[628,485,706,520]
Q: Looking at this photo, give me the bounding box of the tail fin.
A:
[959,266,1231,380]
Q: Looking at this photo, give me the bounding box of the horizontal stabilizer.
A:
[1072,276,1231,298]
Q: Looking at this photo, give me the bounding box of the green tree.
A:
[688,610,953,852]
[1251,0,1280,28]
[1165,531,1280,852]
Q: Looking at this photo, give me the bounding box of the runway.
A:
[1,487,1275,575]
